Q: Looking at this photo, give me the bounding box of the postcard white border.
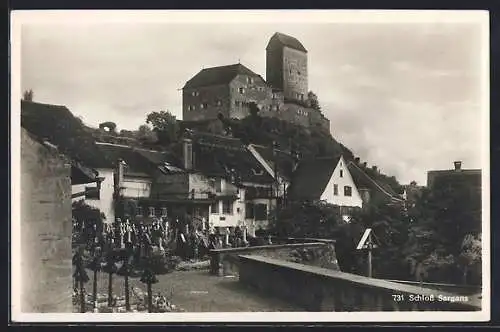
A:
[10,9,491,323]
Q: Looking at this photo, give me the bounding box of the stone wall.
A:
[20,128,73,312]
[183,84,230,121]
[209,242,336,276]
[239,255,482,312]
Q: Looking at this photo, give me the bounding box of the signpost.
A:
[356,228,379,278]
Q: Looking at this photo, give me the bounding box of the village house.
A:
[287,155,405,221]
[287,155,363,221]
[182,32,330,131]
[347,158,405,207]
[427,160,481,193]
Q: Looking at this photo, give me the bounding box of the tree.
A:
[137,124,159,143]
[72,200,105,245]
[23,89,34,101]
[146,110,180,145]
[307,91,321,110]
[403,177,482,284]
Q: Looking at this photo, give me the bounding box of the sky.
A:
[18,11,488,185]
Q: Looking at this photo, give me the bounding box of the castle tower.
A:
[266,32,308,103]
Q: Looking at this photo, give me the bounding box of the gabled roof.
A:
[347,161,404,203]
[183,63,263,89]
[21,100,110,169]
[249,144,297,181]
[95,143,178,177]
[288,156,341,200]
[188,132,274,185]
[267,32,307,53]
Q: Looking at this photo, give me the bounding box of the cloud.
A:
[20,19,486,185]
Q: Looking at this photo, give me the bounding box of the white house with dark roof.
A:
[288,155,363,221]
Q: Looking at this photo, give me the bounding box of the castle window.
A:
[216,100,222,106]
[239,87,245,94]
[334,184,339,196]
[344,186,352,197]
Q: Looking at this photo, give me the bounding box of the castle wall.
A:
[183,84,230,121]
[229,74,271,119]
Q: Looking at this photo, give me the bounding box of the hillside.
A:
[180,114,403,195]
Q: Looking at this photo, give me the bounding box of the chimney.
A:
[362,162,367,168]
[183,138,194,170]
[454,160,462,171]
[354,157,360,164]
[114,159,125,196]
[372,165,378,173]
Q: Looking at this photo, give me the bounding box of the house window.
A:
[247,77,254,84]
[84,186,100,200]
[200,103,208,109]
[161,207,168,217]
[297,71,301,75]
[333,184,339,196]
[222,200,233,214]
[136,207,143,217]
[254,203,267,221]
[239,87,245,94]
[272,93,277,99]
[215,179,222,193]
[235,101,240,107]
[216,100,222,106]
[245,203,255,219]
[340,170,344,178]
[344,186,352,197]
[211,201,219,214]
[148,207,155,217]
[191,91,199,97]
[188,105,196,111]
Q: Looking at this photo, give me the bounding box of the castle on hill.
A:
[182,32,330,131]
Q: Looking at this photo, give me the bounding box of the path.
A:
[83,269,302,312]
